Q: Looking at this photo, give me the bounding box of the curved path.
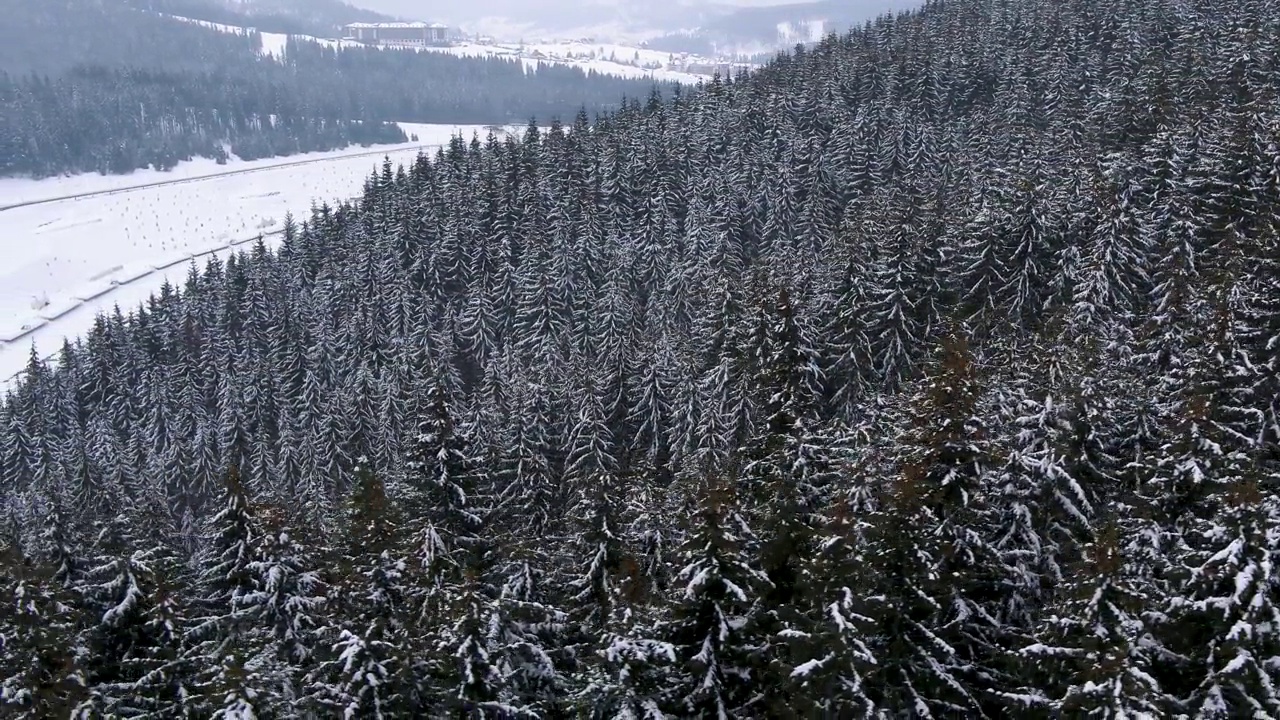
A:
[0,143,436,213]
[0,228,302,388]
[0,140,453,387]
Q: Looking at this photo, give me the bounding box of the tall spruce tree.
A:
[0,0,1276,713]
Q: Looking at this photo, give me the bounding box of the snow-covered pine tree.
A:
[182,465,272,717]
[738,286,829,713]
[402,379,485,619]
[563,376,626,663]
[659,480,770,717]
[591,621,676,720]
[785,449,882,719]
[820,254,875,417]
[987,337,1102,631]
[485,558,567,715]
[435,574,521,718]
[838,331,1008,715]
[825,440,979,716]
[231,505,326,707]
[71,511,188,717]
[1015,516,1174,717]
[866,193,929,389]
[1068,157,1150,346]
[1168,465,1280,717]
[307,468,421,717]
[0,541,88,717]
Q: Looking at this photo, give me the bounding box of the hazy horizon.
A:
[345,0,817,20]
[341,0,914,38]
[340,0,834,32]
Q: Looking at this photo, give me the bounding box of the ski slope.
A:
[161,13,361,56]
[0,123,502,387]
[159,13,327,58]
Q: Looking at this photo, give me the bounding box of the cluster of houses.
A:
[343,22,451,46]
[670,56,756,76]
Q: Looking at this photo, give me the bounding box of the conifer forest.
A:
[0,0,670,178]
[3,0,1280,716]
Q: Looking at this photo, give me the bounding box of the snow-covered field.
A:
[161,13,720,83]
[424,41,708,83]
[0,124,490,210]
[0,123,501,386]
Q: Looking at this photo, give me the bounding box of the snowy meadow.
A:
[0,123,499,385]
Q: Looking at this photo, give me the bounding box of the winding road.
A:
[0,143,437,214]
[0,139,453,387]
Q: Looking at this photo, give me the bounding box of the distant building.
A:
[682,61,755,77]
[344,22,449,46]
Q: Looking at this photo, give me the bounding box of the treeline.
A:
[0,0,670,177]
[0,0,262,76]
[2,0,1280,715]
[0,68,407,176]
[281,41,669,126]
[120,0,394,40]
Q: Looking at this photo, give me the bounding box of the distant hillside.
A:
[120,0,393,38]
[219,0,396,35]
[0,0,261,76]
[648,0,918,56]
[0,0,674,177]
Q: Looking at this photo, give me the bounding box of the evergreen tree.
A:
[1171,471,1280,717]
[0,543,88,717]
[660,482,770,717]
[183,465,271,716]
[1017,518,1174,717]
[73,512,187,716]
[308,469,420,717]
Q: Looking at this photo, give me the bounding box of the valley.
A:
[165,11,727,83]
[0,123,501,385]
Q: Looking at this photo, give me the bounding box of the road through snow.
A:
[0,144,439,214]
[0,123,500,389]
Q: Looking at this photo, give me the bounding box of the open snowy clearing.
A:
[0,123,502,387]
[158,13,308,58]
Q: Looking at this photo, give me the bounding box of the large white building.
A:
[344,22,449,46]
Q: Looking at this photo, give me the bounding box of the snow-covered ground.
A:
[426,41,709,83]
[0,122,503,387]
[259,31,292,58]
[161,13,358,57]
[160,12,724,83]
[0,123,489,210]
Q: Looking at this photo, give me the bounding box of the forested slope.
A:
[123,0,396,39]
[2,0,1279,716]
[0,0,669,177]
